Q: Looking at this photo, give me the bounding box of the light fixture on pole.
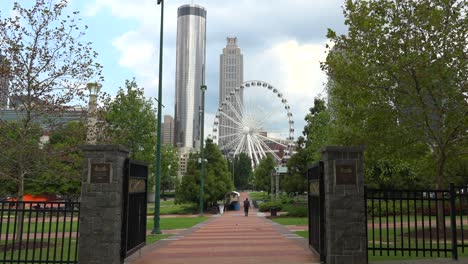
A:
[199,84,207,215]
[86,82,101,144]
[152,0,164,235]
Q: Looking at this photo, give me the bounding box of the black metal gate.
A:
[308,161,325,262]
[121,159,148,259]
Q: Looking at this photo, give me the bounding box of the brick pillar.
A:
[322,146,367,264]
[79,145,129,264]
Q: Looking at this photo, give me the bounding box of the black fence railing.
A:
[365,184,468,260]
[0,201,80,263]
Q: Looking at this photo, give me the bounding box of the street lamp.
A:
[199,84,207,215]
[86,82,101,144]
[152,0,164,235]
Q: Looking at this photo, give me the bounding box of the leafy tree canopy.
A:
[176,139,233,209]
[323,0,467,188]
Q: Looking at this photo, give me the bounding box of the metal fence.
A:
[0,201,80,263]
[365,183,468,260]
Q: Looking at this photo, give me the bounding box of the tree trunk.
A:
[15,173,24,244]
[435,150,446,233]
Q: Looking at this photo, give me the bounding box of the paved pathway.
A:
[129,193,319,264]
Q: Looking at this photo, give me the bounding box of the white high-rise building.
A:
[218,37,244,151]
[173,4,207,150]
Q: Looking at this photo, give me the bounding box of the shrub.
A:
[258,201,282,212]
[283,204,307,217]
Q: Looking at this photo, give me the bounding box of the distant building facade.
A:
[218,37,244,150]
[174,4,207,150]
[162,115,174,145]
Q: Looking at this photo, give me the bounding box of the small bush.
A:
[258,201,282,212]
[280,196,294,204]
[283,203,307,217]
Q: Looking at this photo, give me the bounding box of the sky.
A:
[2,0,347,140]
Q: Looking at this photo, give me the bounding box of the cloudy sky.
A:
[2,0,348,139]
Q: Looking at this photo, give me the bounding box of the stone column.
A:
[322,146,367,264]
[79,145,129,264]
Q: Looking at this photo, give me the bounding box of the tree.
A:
[31,121,86,201]
[303,97,331,161]
[283,98,330,195]
[230,153,253,190]
[323,0,467,190]
[323,0,467,228]
[176,139,233,209]
[101,79,157,186]
[283,137,309,195]
[160,144,179,197]
[253,154,276,193]
[0,0,102,202]
[0,122,45,196]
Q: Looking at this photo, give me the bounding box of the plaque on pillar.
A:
[335,162,356,185]
[90,163,112,183]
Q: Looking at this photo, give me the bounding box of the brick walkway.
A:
[129,193,319,264]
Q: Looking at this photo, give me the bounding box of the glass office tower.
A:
[174,4,207,150]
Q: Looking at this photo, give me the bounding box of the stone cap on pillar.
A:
[81,144,129,154]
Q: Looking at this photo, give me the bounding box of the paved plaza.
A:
[128,192,319,264]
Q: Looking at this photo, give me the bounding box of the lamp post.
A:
[199,84,207,215]
[152,0,164,235]
[86,82,101,144]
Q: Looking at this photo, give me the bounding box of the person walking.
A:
[243,198,251,216]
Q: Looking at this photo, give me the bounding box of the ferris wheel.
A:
[212,80,295,167]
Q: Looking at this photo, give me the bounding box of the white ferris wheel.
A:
[212,80,295,167]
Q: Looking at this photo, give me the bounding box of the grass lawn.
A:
[0,238,78,261]
[147,200,198,215]
[277,216,468,262]
[1,220,78,234]
[146,234,171,244]
[146,216,208,231]
[271,217,307,226]
[295,230,308,238]
[145,216,209,245]
[249,192,270,201]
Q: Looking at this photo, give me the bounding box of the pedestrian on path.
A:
[243,198,250,216]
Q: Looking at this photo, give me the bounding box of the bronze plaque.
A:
[336,164,356,185]
[90,163,111,183]
[129,179,146,193]
[309,180,320,195]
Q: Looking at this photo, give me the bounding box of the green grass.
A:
[146,216,208,230]
[369,215,457,224]
[249,192,269,201]
[1,220,78,234]
[147,200,198,215]
[295,230,308,238]
[0,238,78,261]
[146,234,171,244]
[271,217,307,226]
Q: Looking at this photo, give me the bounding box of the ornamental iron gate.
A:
[307,161,325,262]
[121,159,148,259]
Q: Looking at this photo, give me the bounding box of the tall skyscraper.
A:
[162,115,174,145]
[218,37,244,150]
[0,55,10,109]
[174,4,207,150]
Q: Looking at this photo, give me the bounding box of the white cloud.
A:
[83,0,343,139]
[246,40,329,137]
[112,31,156,77]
